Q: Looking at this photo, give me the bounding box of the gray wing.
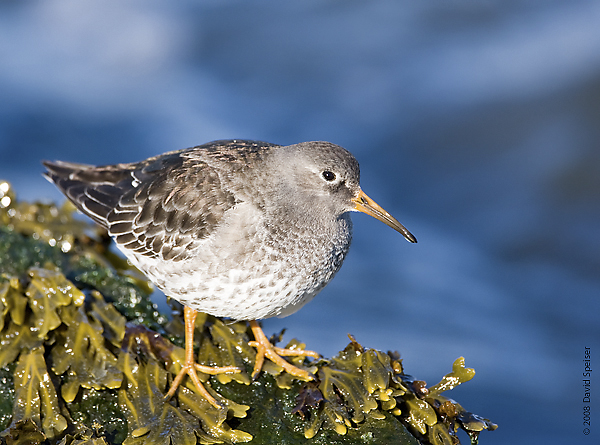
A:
[42,140,274,261]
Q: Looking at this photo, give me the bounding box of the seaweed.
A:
[0,181,496,444]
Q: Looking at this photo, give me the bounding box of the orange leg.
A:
[165,306,240,408]
[248,320,319,380]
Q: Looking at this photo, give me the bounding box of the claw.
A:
[248,320,319,380]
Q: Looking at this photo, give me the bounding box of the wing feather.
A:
[42,141,270,262]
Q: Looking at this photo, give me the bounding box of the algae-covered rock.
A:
[0,181,497,444]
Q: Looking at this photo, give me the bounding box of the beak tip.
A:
[353,189,417,243]
[401,230,417,244]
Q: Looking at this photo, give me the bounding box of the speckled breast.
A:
[121,208,353,321]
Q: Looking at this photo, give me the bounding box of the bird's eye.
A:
[322,170,336,181]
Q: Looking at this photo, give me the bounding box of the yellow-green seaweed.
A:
[51,303,123,403]
[0,181,496,444]
[12,346,68,439]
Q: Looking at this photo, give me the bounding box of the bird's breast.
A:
[120,205,353,320]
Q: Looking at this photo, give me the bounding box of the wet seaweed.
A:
[0,181,496,444]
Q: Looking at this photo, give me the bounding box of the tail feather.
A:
[42,160,131,229]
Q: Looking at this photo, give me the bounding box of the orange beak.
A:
[352,190,417,243]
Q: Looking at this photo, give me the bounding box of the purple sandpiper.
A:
[43,139,416,408]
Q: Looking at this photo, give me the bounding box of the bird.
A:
[43,139,416,408]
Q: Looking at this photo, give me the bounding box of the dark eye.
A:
[322,170,336,181]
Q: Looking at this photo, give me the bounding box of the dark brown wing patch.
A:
[42,143,248,262]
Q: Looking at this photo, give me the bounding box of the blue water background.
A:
[1,1,599,444]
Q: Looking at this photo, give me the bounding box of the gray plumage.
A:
[43,139,413,321]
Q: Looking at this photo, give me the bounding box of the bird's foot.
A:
[165,360,240,409]
[164,306,240,409]
[248,320,319,380]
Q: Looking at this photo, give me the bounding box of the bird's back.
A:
[43,140,276,262]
